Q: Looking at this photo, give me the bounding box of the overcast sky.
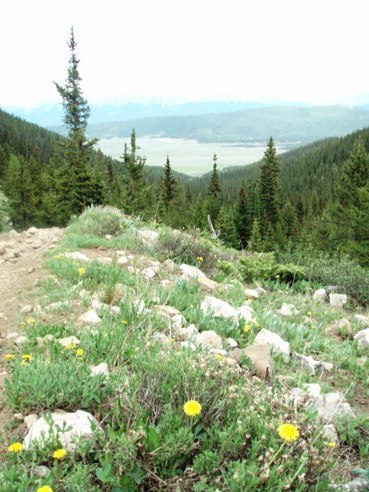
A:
[1,0,369,108]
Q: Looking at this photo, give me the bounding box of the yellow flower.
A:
[4,354,15,360]
[306,311,312,317]
[76,348,84,357]
[196,256,203,262]
[243,324,250,333]
[327,441,337,447]
[37,487,54,492]
[53,448,67,460]
[8,442,24,453]
[53,255,61,260]
[121,320,127,325]
[27,318,36,325]
[214,353,225,363]
[19,361,27,367]
[78,267,86,276]
[21,354,33,361]
[277,423,299,442]
[65,343,76,350]
[183,400,202,417]
[19,321,26,327]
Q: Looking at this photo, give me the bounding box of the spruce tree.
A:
[259,137,280,236]
[161,155,176,208]
[207,153,222,224]
[235,181,249,248]
[54,27,102,219]
[217,205,240,248]
[249,218,263,252]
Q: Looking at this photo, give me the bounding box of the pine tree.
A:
[161,155,176,208]
[207,153,222,224]
[259,137,280,235]
[217,205,239,248]
[249,218,263,252]
[235,182,249,248]
[54,27,102,219]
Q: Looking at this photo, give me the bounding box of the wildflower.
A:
[37,487,54,492]
[196,256,204,262]
[8,442,24,453]
[121,320,127,325]
[19,361,27,367]
[27,318,36,325]
[277,423,299,442]
[19,321,26,327]
[53,448,67,460]
[4,354,15,360]
[306,311,312,317]
[76,348,84,357]
[78,267,86,276]
[327,441,337,447]
[21,354,33,361]
[53,255,61,260]
[169,338,175,343]
[214,353,225,363]
[65,343,76,350]
[243,324,250,334]
[183,400,202,417]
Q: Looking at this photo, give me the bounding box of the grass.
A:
[0,206,368,491]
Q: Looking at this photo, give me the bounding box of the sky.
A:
[2,0,369,109]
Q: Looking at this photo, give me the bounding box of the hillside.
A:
[0,207,368,491]
[81,105,369,145]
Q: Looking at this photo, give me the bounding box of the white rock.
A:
[24,414,38,430]
[24,410,103,451]
[34,465,50,478]
[313,288,328,304]
[177,324,199,341]
[133,299,145,315]
[36,334,54,345]
[91,299,102,310]
[64,252,89,262]
[329,294,348,308]
[141,268,156,279]
[322,424,339,443]
[151,333,170,345]
[303,383,322,398]
[286,388,306,406]
[14,335,29,345]
[6,332,20,340]
[194,330,223,350]
[180,340,197,351]
[354,314,369,326]
[226,338,238,348]
[201,296,239,323]
[254,328,290,361]
[256,286,267,296]
[96,256,113,265]
[163,259,176,272]
[109,306,120,315]
[198,276,218,292]
[21,304,33,314]
[154,305,182,317]
[310,392,355,423]
[136,229,159,246]
[78,309,102,326]
[292,352,333,374]
[180,263,206,280]
[171,314,186,331]
[58,336,80,348]
[90,362,109,377]
[105,234,113,240]
[354,328,369,347]
[13,413,24,420]
[279,303,299,316]
[117,256,129,265]
[245,288,259,300]
[27,227,38,235]
[237,304,255,322]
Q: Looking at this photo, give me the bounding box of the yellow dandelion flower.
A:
[8,442,24,453]
[37,486,54,492]
[169,338,175,343]
[53,255,61,260]
[277,423,299,442]
[190,304,194,308]
[21,354,33,361]
[243,324,250,333]
[121,320,127,325]
[183,400,202,417]
[27,318,35,325]
[306,311,312,317]
[326,441,337,447]
[19,321,26,328]
[53,448,67,460]
[65,343,75,350]
[196,256,204,262]
[19,361,27,367]
[76,348,84,357]
[78,267,86,276]
[4,354,15,360]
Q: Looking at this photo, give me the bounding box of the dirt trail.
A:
[0,227,64,337]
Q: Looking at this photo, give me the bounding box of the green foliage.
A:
[67,205,126,237]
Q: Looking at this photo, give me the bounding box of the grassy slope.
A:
[0,207,368,491]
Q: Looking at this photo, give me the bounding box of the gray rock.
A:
[34,465,50,478]
[198,276,218,292]
[201,296,239,323]
[331,477,368,491]
[78,309,102,326]
[292,352,333,375]
[116,256,129,265]
[136,229,159,246]
[163,259,176,272]
[64,251,89,262]
[313,288,328,303]
[194,330,223,350]
[141,267,156,279]
[24,414,39,430]
[237,304,255,322]
[279,303,299,316]
[310,391,355,423]
[329,294,348,308]
[226,338,238,348]
[177,324,199,341]
[24,410,103,451]
[254,328,290,361]
[354,328,369,347]
[90,362,109,377]
[245,288,259,300]
[322,423,339,443]
[180,263,206,280]
[354,314,369,326]
[14,335,29,346]
[58,336,80,348]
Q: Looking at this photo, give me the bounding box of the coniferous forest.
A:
[1,28,369,272]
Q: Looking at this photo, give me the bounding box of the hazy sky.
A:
[2,0,369,108]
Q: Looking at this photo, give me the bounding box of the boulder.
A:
[77,310,102,326]
[198,276,218,292]
[58,336,80,348]
[245,288,259,300]
[237,304,255,322]
[180,263,206,280]
[313,288,328,304]
[329,294,348,308]
[176,324,199,341]
[90,362,109,377]
[194,330,223,350]
[141,268,156,280]
[64,252,89,262]
[201,296,239,323]
[279,303,299,316]
[24,410,103,451]
[310,391,354,423]
[353,328,369,347]
[244,342,273,379]
[136,229,159,247]
[254,328,290,361]
[354,314,369,326]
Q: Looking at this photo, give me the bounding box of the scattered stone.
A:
[5,332,20,340]
[313,288,328,304]
[24,414,39,430]
[254,328,290,361]
[163,259,176,272]
[201,296,239,323]
[255,286,267,296]
[180,263,206,280]
[226,338,238,348]
[36,334,54,345]
[105,234,113,240]
[117,256,129,265]
[329,293,348,308]
[292,352,333,374]
[77,309,102,326]
[237,304,255,322]
[198,276,218,292]
[141,268,156,280]
[64,251,89,262]
[14,335,29,345]
[322,423,339,443]
[27,267,35,273]
[154,305,182,318]
[34,465,50,478]
[24,410,103,451]
[136,229,159,247]
[133,299,145,315]
[171,314,186,331]
[27,227,38,235]
[245,288,259,300]
[279,303,299,316]
[354,314,369,326]
[13,413,24,420]
[286,388,306,406]
[244,342,273,379]
[90,362,109,377]
[58,336,81,348]
[96,256,113,265]
[177,324,199,341]
[331,477,369,491]
[194,330,223,350]
[310,391,355,423]
[353,328,369,347]
[151,333,170,345]
[303,383,322,398]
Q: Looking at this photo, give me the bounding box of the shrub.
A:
[67,206,127,237]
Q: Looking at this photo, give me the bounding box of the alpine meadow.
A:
[0,15,369,492]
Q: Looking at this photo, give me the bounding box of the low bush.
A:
[67,205,127,237]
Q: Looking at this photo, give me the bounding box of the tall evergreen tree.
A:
[259,137,280,238]
[235,181,250,248]
[161,155,176,208]
[207,153,222,224]
[54,27,102,219]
